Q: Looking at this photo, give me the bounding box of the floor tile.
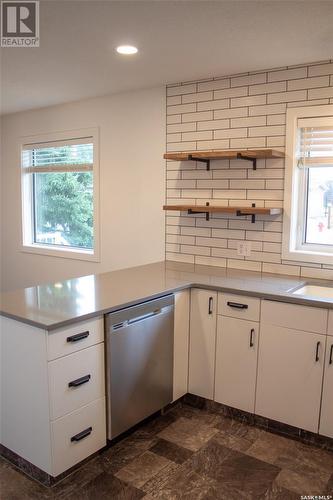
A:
[115,451,171,489]
[275,440,333,481]
[245,430,295,465]
[190,440,281,498]
[276,468,329,496]
[61,472,144,500]
[149,438,193,464]
[263,481,300,499]
[0,458,50,500]
[157,417,218,451]
[213,430,254,453]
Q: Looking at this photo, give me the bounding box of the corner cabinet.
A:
[188,289,217,399]
[173,290,190,402]
[188,290,332,439]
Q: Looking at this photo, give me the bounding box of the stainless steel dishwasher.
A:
[106,294,174,439]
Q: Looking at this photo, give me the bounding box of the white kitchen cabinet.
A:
[328,310,333,337]
[173,290,190,401]
[0,315,106,477]
[319,336,333,438]
[189,289,217,399]
[256,324,325,433]
[261,300,327,334]
[215,316,259,413]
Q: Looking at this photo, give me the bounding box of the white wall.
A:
[0,87,166,292]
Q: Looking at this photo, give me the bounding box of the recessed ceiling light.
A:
[116,45,138,55]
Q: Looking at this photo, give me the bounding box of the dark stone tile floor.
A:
[1,403,333,499]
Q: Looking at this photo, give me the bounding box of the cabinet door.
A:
[256,324,325,433]
[319,337,333,438]
[215,316,258,413]
[189,289,217,399]
[173,290,190,401]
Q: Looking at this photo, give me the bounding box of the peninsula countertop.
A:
[0,260,332,330]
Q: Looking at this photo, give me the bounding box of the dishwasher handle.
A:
[111,307,170,331]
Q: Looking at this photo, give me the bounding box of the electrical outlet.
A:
[237,241,252,257]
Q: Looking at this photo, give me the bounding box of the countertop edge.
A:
[1,281,332,331]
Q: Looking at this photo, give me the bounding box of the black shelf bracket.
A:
[237,153,257,170]
[188,202,210,221]
[236,203,256,223]
[188,154,210,171]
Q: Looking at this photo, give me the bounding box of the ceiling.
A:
[1,0,333,115]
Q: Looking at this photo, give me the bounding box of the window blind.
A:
[22,137,93,173]
[297,125,333,168]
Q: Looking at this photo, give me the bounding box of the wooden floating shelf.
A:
[164,149,284,170]
[163,204,282,224]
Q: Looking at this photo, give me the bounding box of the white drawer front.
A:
[47,317,104,361]
[218,293,260,322]
[328,311,333,337]
[261,300,327,334]
[49,343,105,420]
[51,397,106,477]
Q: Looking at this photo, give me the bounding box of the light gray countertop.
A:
[0,260,332,330]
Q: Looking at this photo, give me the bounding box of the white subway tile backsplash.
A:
[231,116,266,128]
[267,114,286,125]
[182,91,213,103]
[249,81,286,95]
[231,73,266,87]
[231,95,266,107]
[267,90,307,104]
[197,99,229,111]
[167,122,196,133]
[229,179,265,189]
[287,75,329,90]
[227,259,262,272]
[165,60,330,276]
[308,63,333,77]
[230,137,266,148]
[182,130,213,141]
[198,78,230,92]
[197,119,229,131]
[308,86,333,99]
[167,84,197,96]
[196,139,229,150]
[214,107,248,119]
[167,103,196,114]
[197,179,229,189]
[182,110,213,122]
[214,87,248,99]
[194,256,227,267]
[213,189,246,199]
[248,125,285,137]
[249,103,286,116]
[268,67,307,82]
[214,128,247,139]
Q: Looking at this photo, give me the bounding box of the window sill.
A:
[21,244,100,262]
[281,247,333,266]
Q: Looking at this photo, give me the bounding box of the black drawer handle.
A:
[329,344,333,365]
[227,301,248,310]
[208,296,213,315]
[250,328,255,347]
[67,331,89,343]
[71,427,92,443]
[315,341,321,362]
[68,374,91,388]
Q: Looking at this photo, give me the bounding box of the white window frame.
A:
[282,105,333,265]
[20,128,100,262]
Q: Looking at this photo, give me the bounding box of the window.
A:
[21,129,99,261]
[282,105,333,265]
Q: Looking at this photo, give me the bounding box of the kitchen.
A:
[1,1,333,498]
